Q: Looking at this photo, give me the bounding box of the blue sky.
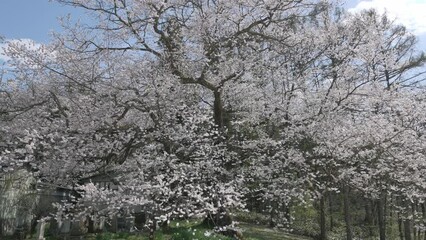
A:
[0,0,83,43]
[0,0,425,61]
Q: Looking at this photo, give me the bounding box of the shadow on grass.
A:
[240,223,313,240]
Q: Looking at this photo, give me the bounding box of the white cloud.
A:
[0,38,43,63]
[349,0,426,35]
[0,41,9,63]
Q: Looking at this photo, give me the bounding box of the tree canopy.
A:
[1,1,426,239]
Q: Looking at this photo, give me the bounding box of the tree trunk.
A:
[213,90,224,130]
[269,200,277,228]
[203,208,233,228]
[372,199,377,226]
[329,191,334,232]
[389,196,395,239]
[404,219,412,240]
[378,195,386,240]
[384,194,387,231]
[365,200,372,224]
[319,194,327,240]
[398,214,404,240]
[343,185,353,240]
[161,220,169,232]
[284,204,291,227]
[412,203,417,240]
[149,218,157,240]
[422,202,426,240]
[365,200,374,237]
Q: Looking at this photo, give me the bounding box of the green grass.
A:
[76,220,313,240]
[37,216,314,240]
[240,223,312,240]
[83,220,233,240]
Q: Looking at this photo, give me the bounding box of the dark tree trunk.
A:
[378,195,386,240]
[365,199,374,237]
[384,194,387,229]
[389,196,394,238]
[269,200,277,228]
[422,202,426,240]
[213,90,224,130]
[134,212,146,231]
[398,214,404,240]
[88,216,95,233]
[343,186,353,240]
[203,208,233,228]
[404,219,412,240]
[284,204,291,227]
[161,220,169,232]
[329,192,333,232]
[319,194,327,240]
[412,203,417,240]
[372,199,378,226]
[149,219,157,240]
[365,201,372,224]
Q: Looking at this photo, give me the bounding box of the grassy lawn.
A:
[82,220,233,240]
[240,223,313,240]
[78,222,312,240]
